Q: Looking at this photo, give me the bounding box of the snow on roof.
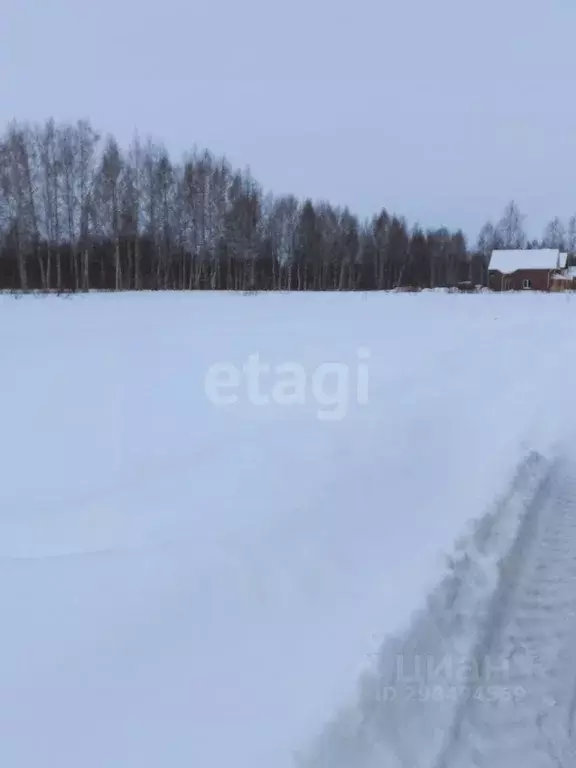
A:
[489,249,567,273]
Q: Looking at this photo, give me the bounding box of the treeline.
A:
[0,119,572,293]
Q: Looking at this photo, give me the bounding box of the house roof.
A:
[489,249,567,273]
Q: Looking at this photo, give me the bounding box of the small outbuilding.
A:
[550,266,576,292]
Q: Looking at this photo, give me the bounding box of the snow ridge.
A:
[435,454,576,767]
[299,449,576,767]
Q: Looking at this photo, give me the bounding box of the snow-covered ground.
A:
[1,291,576,768]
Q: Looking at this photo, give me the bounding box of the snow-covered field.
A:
[1,291,576,767]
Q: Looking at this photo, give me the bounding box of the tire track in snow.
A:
[435,455,576,767]
[299,450,576,768]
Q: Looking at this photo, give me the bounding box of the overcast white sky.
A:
[2,0,575,241]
